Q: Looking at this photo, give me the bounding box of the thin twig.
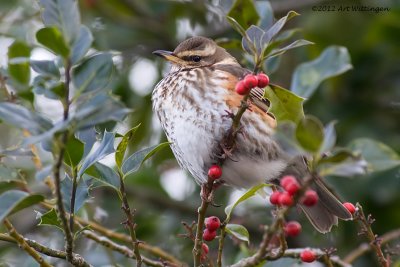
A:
[119,173,142,266]
[53,59,74,263]
[353,203,389,267]
[3,219,53,267]
[0,233,92,267]
[83,230,171,267]
[344,228,400,263]
[69,167,78,232]
[217,224,227,267]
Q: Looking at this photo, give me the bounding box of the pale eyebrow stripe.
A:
[176,44,216,57]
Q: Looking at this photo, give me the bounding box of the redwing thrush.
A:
[152,36,351,233]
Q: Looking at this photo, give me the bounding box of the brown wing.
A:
[214,64,276,128]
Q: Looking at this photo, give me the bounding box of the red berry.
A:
[284,221,302,237]
[278,192,294,206]
[343,202,356,214]
[257,73,270,88]
[243,74,258,89]
[280,175,297,188]
[284,182,300,196]
[202,229,217,241]
[200,243,209,260]
[269,191,282,205]
[300,249,316,263]
[301,190,319,207]
[208,165,222,180]
[205,216,221,231]
[235,80,250,95]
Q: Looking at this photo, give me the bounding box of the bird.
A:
[152,36,352,233]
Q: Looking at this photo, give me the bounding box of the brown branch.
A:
[344,228,400,263]
[119,174,142,266]
[0,233,92,267]
[83,230,172,267]
[352,203,390,267]
[3,219,53,267]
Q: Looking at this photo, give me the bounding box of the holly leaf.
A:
[37,208,62,230]
[227,0,260,30]
[0,190,44,223]
[71,25,93,64]
[36,27,70,58]
[30,60,60,78]
[291,46,352,99]
[263,84,304,124]
[225,183,270,221]
[295,115,324,153]
[61,174,90,213]
[115,125,141,170]
[8,41,31,88]
[226,224,250,244]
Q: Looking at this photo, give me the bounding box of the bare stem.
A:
[354,203,389,267]
[69,167,78,232]
[119,174,142,266]
[217,224,227,267]
[3,219,53,267]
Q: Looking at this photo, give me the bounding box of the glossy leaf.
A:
[0,190,44,223]
[225,224,250,244]
[39,0,80,44]
[64,135,84,167]
[255,0,274,29]
[227,0,259,30]
[78,131,115,177]
[349,138,400,172]
[73,92,131,130]
[72,53,114,93]
[295,116,324,153]
[291,46,352,99]
[0,181,26,194]
[265,39,313,59]
[115,125,141,169]
[76,128,98,158]
[37,208,62,230]
[121,142,170,178]
[263,84,304,124]
[30,60,60,77]
[8,41,31,87]
[71,25,93,64]
[0,102,53,135]
[318,149,356,165]
[61,174,90,213]
[36,27,70,58]
[226,16,247,38]
[92,163,120,193]
[225,183,270,221]
[319,157,368,177]
[261,11,299,51]
[320,121,337,153]
[242,25,264,55]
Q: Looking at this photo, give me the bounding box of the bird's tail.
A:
[300,176,352,233]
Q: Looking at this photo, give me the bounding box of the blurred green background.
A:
[0,0,399,266]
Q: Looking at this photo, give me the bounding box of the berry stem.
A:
[217,224,227,267]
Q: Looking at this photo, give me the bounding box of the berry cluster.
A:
[201,216,221,260]
[235,73,270,95]
[269,175,319,207]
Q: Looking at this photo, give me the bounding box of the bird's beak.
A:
[153,50,181,64]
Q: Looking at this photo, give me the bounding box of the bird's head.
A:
[153,36,238,69]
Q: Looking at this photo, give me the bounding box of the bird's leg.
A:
[222,109,235,120]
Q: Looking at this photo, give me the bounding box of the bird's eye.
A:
[191,55,201,62]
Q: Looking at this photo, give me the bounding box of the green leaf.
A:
[115,125,141,170]
[76,128,98,158]
[255,0,274,29]
[61,174,90,213]
[295,115,324,153]
[30,60,60,78]
[261,11,299,52]
[225,183,270,221]
[0,102,53,135]
[291,46,352,99]
[226,16,247,38]
[225,224,250,244]
[0,190,44,223]
[320,121,337,153]
[36,27,70,58]
[242,25,264,55]
[121,142,170,178]
[72,53,114,93]
[71,25,93,64]
[319,156,368,177]
[92,163,120,192]
[318,149,356,165]
[73,93,131,130]
[263,84,304,124]
[39,0,81,44]
[0,181,26,194]
[64,135,84,167]
[227,0,260,30]
[265,39,313,59]
[37,208,62,230]
[78,130,115,177]
[8,41,31,87]
[349,138,400,172]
